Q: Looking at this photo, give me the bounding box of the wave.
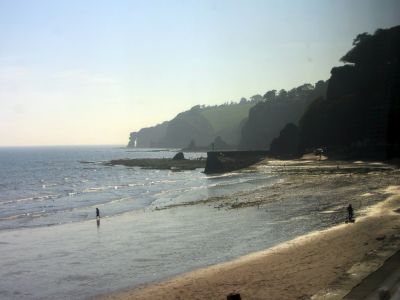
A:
[83,186,110,193]
[203,172,241,179]
[0,213,28,220]
[0,210,48,221]
[0,194,60,205]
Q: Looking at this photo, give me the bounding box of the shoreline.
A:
[98,162,400,300]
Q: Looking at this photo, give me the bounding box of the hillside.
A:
[128,102,256,149]
[128,26,400,154]
[238,81,328,150]
[201,103,254,132]
[270,25,400,159]
[128,81,329,150]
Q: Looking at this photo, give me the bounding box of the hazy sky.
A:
[1,0,399,146]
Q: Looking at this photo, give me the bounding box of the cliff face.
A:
[128,102,255,148]
[238,82,328,150]
[269,123,301,158]
[128,81,328,150]
[260,25,400,159]
[128,122,168,148]
[297,25,400,158]
[162,109,215,148]
[128,26,400,157]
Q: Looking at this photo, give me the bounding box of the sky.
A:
[0,0,399,146]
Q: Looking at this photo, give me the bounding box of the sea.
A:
[0,146,269,231]
[0,146,370,299]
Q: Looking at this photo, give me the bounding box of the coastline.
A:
[97,160,400,300]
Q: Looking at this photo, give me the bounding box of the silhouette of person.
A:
[227,293,241,300]
[96,207,100,219]
[347,204,354,222]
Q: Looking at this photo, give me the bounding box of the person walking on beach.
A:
[347,204,354,222]
[96,207,100,219]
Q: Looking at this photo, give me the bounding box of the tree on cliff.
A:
[263,90,277,101]
[341,28,400,65]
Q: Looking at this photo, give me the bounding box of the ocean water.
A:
[0,146,271,230]
[0,146,382,299]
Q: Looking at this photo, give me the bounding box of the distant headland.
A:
[128,25,400,161]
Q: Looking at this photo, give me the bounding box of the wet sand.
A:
[98,158,400,300]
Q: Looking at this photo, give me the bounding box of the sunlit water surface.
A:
[0,146,377,299]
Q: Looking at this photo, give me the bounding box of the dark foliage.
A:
[238,81,328,150]
[341,27,400,65]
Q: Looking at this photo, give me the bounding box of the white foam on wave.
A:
[2,194,57,205]
[128,183,145,187]
[203,172,241,179]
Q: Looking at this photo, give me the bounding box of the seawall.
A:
[204,151,270,174]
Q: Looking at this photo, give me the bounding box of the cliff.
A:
[238,81,328,150]
[128,122,168,148]
[128,25,400,159]
[268,25,400,159]
[297,25,400,159]
[128,102,255,149]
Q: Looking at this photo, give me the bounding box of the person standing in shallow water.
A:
[96,207,100,219]
[347,204,354,222]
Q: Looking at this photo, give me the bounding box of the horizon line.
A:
[0,144,127,148]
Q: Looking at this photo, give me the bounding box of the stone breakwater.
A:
[105,158,206,170]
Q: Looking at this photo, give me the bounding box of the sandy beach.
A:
[98,158,400,300]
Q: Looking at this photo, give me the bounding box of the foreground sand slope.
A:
[99,165,400,300]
